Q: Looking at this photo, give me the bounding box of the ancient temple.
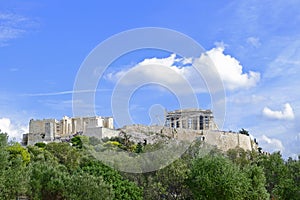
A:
[164,108,218,131]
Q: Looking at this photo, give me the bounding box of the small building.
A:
[164,108,218,131]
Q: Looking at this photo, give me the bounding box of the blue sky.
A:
[0,0,300,158]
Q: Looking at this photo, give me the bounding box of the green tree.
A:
[71,135,89,149]
[227,147,250,167]
[243,165,269,200]
[154,158,192,199]
[188,155,250,200]
[6,142,31,165]
[45,142,81,170]
[28,161,66,199]
[135,142,143,153]
[0,132,29,199]
[258,152,286,197]
[64,171,114,200]
[80,159,143,200]
[0,131,8,147]
[272,156,300,199]
[34,142,46,148]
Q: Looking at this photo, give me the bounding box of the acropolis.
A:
[22,108,258,152]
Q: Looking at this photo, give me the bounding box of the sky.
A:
[0,0,300,158]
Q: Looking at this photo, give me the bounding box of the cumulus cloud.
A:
[106,46,260,93]
[107,54,187,85]
[259,135,285,153]
[0,117,28,141]
[200,46,260,90]
[262,103,295,120]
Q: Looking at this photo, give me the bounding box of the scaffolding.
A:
[164,108,218,131]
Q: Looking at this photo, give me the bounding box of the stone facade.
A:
[23,109,258,153]
[26,116,114,145]
[165,109,219,131]
[121,124,257,152]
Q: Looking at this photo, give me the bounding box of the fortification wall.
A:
[84,127,119,139]
[28,133,44,146]
[121,125,254,152]
[204,131,252,151]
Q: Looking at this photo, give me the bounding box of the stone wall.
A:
[84,127,119,139]
[121,125,255,152]
[204,131,252,151]
[26,120,255,152]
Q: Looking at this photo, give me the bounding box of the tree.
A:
[35,142,46,148]
[272,156,300,199]
[45,142,81,170]
[80,159,143,200]
[64,171,114,200]
[258,152,285,195]
[188,155,250,200]
[239,128,249,136]
[135,142,143,153]
[227,147,250,167]
[71,135,89,149]
[28,161,67,199]
[6,142,31,165]
[0,131,8,147]
[243,165,269,199]
[154,158,192,199]
[0,133,29,199]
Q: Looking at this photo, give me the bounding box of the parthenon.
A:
[164,108,218,131]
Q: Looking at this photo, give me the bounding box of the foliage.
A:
[243,164,269,199]
[71,135,89,149]
[45,142,81,170]
[0,132,8,147]
[227,147,251,167]
[1,129,300,199]
[239,128,250,136]
[258,152,300,199]
[80,158,143,200]
[188,155,250,200]
[6,143,31,165]
[64,171,114,200]
[34,142,46,148]
[28,161,68,199]
[102,133,143,153]
[153,159,192,199]
[135,142,143,153]
[0,132,29,199]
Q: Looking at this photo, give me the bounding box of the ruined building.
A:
[24,116,117,145]
[164,108,219,131]
[22,108,258,152]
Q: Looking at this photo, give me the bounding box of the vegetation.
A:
[0,130,300,200]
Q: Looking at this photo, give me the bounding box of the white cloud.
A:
[108,54,187,85]
[0,117,28,141]
[22,89,111,97]
[200,46,260,90]
[262,103,295,120]
[106,46,260,93]
[259,135,285,153]
[0,12,37,46]
[247,37,261,48]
